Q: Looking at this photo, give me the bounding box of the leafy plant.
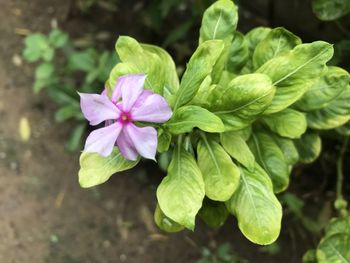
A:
[197,243,248,263]
[78,0,350,252]
[312,0,350,21]
[302,137,350,263]
[23,28,118,151]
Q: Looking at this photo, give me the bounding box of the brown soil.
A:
[0,0,345,263]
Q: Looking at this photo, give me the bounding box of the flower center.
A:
[119,112,132,124]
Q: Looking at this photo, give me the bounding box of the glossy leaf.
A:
[296,66,350,111]
[154,204,184,233]
[273,136,299,165]
[253,27,302,69]
[226,31,249,74]
[157,145,205,230]
[172,40,224,110]
[258,41,334,114]
[324,217,350,238]
[227,164,282,245]
[165,105,225,134]
[210,73,275,131]
[262,109,307,139]
[294,133,322,164]
[248,131,290,193]
[220,131,255,170]
[108,36,178,96]
[198,199,229,228]
[157,130,172,153]
[242,27,271,73]
[316,234,350,263]
[306,86,350,130]
[199,0,238,44]
[197,135,240,201]
[78,148,139,188]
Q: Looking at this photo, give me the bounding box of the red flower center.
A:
[119,112,132,124]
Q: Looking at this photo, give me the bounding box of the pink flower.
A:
[79,74,172,160]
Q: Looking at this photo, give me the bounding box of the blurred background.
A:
[0,0,349,262]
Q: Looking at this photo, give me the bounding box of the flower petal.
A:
[118,74,146,112]
[131,93,172,123]
[116,129,139,161]
[84,122,122,157]
[111,82,122,103]
[79,93,120,125]
[124,123,157,160]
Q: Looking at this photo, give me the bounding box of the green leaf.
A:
[35,62,55,79]
[109,36,179,96]
[199,0,238,44]
[316,234,350,263]
[157,130,172,153]
[48,29,69,48]
[165,105,225,134]
[197,135,240,201]
[33,63,55,93]
[141,44,180,98]
[198,199,229,228]
[336,121,350,136]
[306,86,350,130]
[154,204,184,233]
[262,108,307,139]
[199,0,238,83]
[210,73,275,131]
[294,132,322,164]
[273,135,299,165]
[248,131,290,193]
[78,148,139,188]
[253,27,302,69]
[22,33,49,62]
[312,0,350,21]
[172,40,224,110]
[242,27,271,73]
[68,50,96,72]
[42,47,55,61]
[324,217,350,238]
[65,123,86,152]
[55,105,82,122]
[295,66,350,111]
[220,131,255,170]
[157,144,205,230]
[226,164,282,245]
[226,31,249,74]
[257,41,334,114]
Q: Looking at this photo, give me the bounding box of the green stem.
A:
[336,137,348,200]
[335,137,349,217]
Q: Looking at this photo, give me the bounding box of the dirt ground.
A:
[0,0,347,263]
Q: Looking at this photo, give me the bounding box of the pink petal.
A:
[124,123,157,160]
[84,122,122,157]
[118,74,146,112]
[132,90,154,109]
[101,86,121,103]
[131,93,172,123]
[79,93,120,125]
[111,82,122,103]
[116,129,139,161]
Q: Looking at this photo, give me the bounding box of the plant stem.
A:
[336,137,349,200]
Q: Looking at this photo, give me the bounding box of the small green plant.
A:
[197,243,248,263]
[22,28,118,151]
[302,137,350,263]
